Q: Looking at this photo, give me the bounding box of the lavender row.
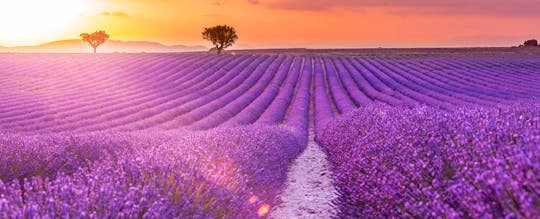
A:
[6,55,214,132]
[255,56,303,125]
[109,55,259,131]
[3,53,540,133]
[0,54,219,130]
[377,57,495,105]
[328,57,372,106]
[155,55,274,129]
[313,57,335,138]
[342,57,405,106]
[322,56,356,114]
[0,125,305,218]
[318,103,540,218]
[52,54,246,132]
[0,54,254,132]
[193,56,289,129]
[282,56,312,139]
[0,54,194,117]
[221,56,296,127]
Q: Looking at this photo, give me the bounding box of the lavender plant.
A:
[319,103,540,218]
[0,125,306,218]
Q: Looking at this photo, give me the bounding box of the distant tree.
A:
[523,39,538,47]
[81,30,110,53]
[202,25,238,54]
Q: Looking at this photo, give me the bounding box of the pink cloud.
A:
[252,0,540,16]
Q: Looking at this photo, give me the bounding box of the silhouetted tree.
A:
[524,39,538,47]
[202,25,238,54]
[81,30,110,53]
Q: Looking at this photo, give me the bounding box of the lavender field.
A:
[1,50,540,218]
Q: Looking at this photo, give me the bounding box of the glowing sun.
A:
[0,0,93,46]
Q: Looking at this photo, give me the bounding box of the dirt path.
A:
[268,135,337,218]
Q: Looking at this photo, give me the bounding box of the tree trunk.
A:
[93,47,97,54]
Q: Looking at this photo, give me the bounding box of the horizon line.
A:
[0,38,532,51]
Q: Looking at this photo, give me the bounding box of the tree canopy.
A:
[524,39,538,47]
[81,30,110,53]
[202,25,238,54]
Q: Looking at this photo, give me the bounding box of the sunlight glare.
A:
[248,195,257,204]
[0,0,93,46]
[258,204,270,217]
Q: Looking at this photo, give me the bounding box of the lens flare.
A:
[258,204,270,217]
[248,195,257,204]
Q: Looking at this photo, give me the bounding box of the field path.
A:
[269,131,337,219]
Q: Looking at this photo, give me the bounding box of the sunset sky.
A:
[1,0,540,48]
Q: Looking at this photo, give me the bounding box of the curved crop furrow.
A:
[313,57,336,139]
[405,58,518,102]
[509,61,540,79]
[0,54,168,120]
[283,56,311,138]
[0,55,122,109]
[371,57,471,106]
[345,57,409,106]
[106,56,258,131]
[362,57,454,109]
[398,58,506,103]
[450,58,540,92]
[61,55,239,132]
[462,60,540,93]
[469,61,540,91]
[354,58,429,107]
[256,56,303,125]
[458,56,540,85]
[0,53,539,135]
[473,58,540,85]
[339,57,401,105]
[329,57,373,106]
[385,57,494,105]
[0,54,160,104]
[192,56,289,129]
[0,55,206,131]
[0,54,196,130]
[428,61,536,100]
[58,55,248,132]
[0,54,186,122]
[145,55,272,130]
[104,55,260,132]
[222,56,297,127]
[321,57,357,114]
[431,57,540,97]
[175,55,283,129]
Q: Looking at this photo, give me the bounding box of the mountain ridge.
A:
[0,39,207,53]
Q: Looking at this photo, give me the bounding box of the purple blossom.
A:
[319,103,540,218]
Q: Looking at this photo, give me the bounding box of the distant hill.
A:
[0,39,207,53]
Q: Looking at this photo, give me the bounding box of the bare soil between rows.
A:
[269,136,337,219]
